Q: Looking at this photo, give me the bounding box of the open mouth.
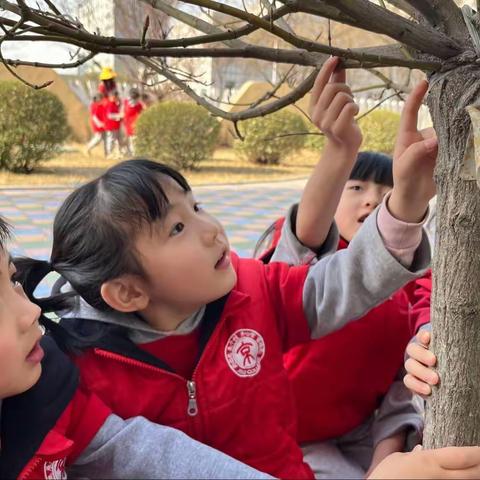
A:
[26,340,44,364]
[215,249,231,270]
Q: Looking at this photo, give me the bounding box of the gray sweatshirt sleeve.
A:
[303,208,431,338]
[70,414,273,479]
[270,204,339,265]
[371,370,424,449]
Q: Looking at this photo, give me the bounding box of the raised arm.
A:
[296,56,362,249]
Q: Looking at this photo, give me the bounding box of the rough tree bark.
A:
[424,66,480,447]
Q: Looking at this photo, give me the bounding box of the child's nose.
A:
[365,194,382,209]
[18,295,41,333]
[199,217,220,245]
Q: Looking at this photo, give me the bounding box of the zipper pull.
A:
[187,380,198,416]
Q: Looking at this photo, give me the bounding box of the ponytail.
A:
[13,257,96,354]
[13,257,76,315]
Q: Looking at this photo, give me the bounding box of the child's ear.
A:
[100,276,149,313]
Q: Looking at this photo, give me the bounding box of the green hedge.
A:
[0,82,70,172]
[358,109,401,155]
[304,109,400,155]
[135,101,220,170]
[235,110,308,164]
[304,121,326,151]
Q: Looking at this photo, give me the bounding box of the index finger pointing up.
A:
[309,57,340,112]
[331,67,346,84]
[400,79,429,133]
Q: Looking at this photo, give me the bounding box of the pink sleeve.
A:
[377,192,428,268]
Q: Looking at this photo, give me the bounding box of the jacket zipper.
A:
[95,349,200,417]
[187,380,198,416]
[19,457,42,480]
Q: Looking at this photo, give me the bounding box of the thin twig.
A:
[1,50,96,70]
[139,56,320,121]
[356,91,402,121]
[43,0,61,16]
[141,15,150,48]
[327,19,331,47]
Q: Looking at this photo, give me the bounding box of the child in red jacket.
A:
[256,152,426,478]
[255,67,436,478]
[16,58,439,479]
[123,87,144,155]
[86,94,106,157]
[104,90,124,157]
[0,217,279,479]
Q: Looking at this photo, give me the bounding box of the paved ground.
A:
[1,180,305,295]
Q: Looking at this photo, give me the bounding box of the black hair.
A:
[129,87,140,99]
[15,159,191,318]
[349,151,393,187]
[0,216,11,249]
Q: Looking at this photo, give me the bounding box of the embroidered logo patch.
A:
[44,458,67,480]
[225,329,265,377]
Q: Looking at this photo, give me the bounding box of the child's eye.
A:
[349,185,362,191]
[193,202,203,212]
[170,222,185,236]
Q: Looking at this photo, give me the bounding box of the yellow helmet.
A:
[99,66,117,81]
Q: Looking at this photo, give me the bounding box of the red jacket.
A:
[0,337,110,480]
[89,101,104,133]
[260,217,427,443]
[123,99,144,137]
[65,254,316,479]
[103,98,121,132]
[408,270,431,333]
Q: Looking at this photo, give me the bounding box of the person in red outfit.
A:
[123,87,144,155]
[256,153,425,478]
[86,94,106,157]
[255,70,437,478]
[104,90,124,157]
[0,217,278,479]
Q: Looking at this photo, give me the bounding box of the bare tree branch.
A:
[43,0,61,16]
[139,0,292,49]
[397,0,442,24]
[306,0,462,58]
[403,0,466,37]
[139,56,319,121]
[0,0,445,72]
[176,0,458,59]
[1,28,442,71]
[259,0,296,35]
[366,68,411,94]
[267,1,361,28]
[139,0,247,48]
[384,0,424,18]
[0,1,462,80]
[1,50,96,69]
[141,15,150,48]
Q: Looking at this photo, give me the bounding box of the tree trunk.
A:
[423,66,480,448]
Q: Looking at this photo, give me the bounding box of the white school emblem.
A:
[225,329,265,377]
[44,458,67,480]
